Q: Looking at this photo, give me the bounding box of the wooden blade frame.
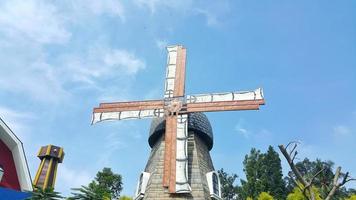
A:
[163,46,187,193]
[94,100,164,113]
[173,46,186,97]
[163,116,177,189]
[184,99,265,113]
[92,100,164,124]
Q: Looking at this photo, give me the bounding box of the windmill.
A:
[92,45,265,194]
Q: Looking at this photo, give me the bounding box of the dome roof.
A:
[148,113,213,150]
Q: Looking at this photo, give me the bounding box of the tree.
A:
[27,187,63,200]
[218,168,239,200]
[279,142,356,200]
[95,167,123,199]
[285,159,335,196]
[257,192,274,200]
[240,146,287,199]
[118,196,133,200]
[70,183,111,200]
[261,146,286,199]
[70,168,123,200]
[240,148,264,199]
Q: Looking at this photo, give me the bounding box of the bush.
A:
[345,195,356,200]
[257,192,273,200]
[287,187,322,200]
[119,196,133,200]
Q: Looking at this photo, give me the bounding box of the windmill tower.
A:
[92,45,265,200]
[139,112,218,199]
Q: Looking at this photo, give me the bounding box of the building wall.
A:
[142,131,214,200]
[0,139,21,191]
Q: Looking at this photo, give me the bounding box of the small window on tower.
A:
[212,173,219,195]
[134,172,150,200]
[137,173,143,194]
[206,171,222,200]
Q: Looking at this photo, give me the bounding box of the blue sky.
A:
[0,0,355,196]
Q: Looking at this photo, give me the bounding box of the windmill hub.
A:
[164,98,184,116]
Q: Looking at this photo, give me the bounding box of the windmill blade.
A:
[173,114,191,193]
[164,45,186,98]
[185,103,261,113]
[163,115,176,188]
[186,88,264,103]
[164,114,191,193]
[92,100,165,124]
[99,99,164,108]
[184,88,265,113]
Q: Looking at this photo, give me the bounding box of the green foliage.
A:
[257,192,274,200]
[345,195,356,200]
[285,158,335,196]
[218,168,239,200]
[70,183,111,200]
[27,187,63,200]
[70,168,123,200]
[348,189,356,195]
[240,146,286,200]
[286,186,322,200]
[287,187,307,200]
[95,167,123,199]
[285,158,352,199]
[118,196,133,200]
[246,197,253,200]
[240,148,264,199]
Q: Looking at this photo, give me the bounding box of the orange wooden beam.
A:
[168,117,177,193]
[163,116,176,188]
[186,99,265,109]
[173,46,186,97]
[93,104,164,113]
[99,100,164,108]
[185,104,260,113]
[183,99,265,113]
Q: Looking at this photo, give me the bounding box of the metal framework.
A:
[92,45,265,193]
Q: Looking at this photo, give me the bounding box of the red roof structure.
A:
[0,118,32,192]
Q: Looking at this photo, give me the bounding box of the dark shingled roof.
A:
[148,113,214,150]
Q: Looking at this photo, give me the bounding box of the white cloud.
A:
[133,0,230,27]
[0,57,70,102]
[0,0,70,102]
[0,0,139,103]
[86,0,125,18]
[234,119,273,142]
[103,49,145,75]
[0,0,70,44]
[0,106,34,142]
[0,31,145,103]
[99,134,127,166]
[234,119,251,138]
[0,107,34,122]
[66,0,126,21]
[134,0,193,14]
[333,125,352,136]
[61,46,146,87]
[195,9,219,27]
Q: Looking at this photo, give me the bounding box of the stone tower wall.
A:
[143,131,215,200]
